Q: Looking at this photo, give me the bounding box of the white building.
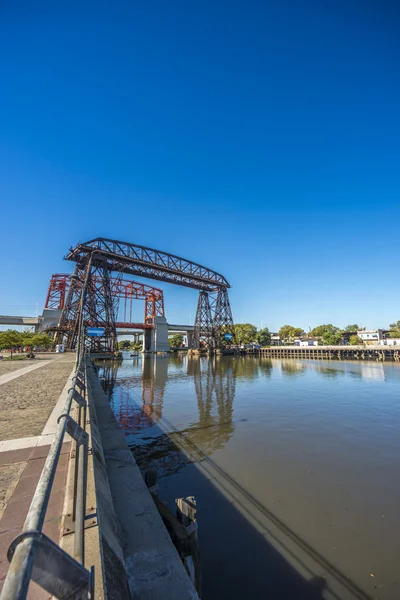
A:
[357,329,384,344]
[383,338,400,346]
[270,333,281,345]
[294,337,319,347]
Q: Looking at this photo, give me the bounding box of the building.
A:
[270,333,281,346]
[340,331,358,345]
[383,338,400,346]
[294,337,319,347]
[357,329,389,345]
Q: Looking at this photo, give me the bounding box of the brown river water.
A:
[98,354,400,600]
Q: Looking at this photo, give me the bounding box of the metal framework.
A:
[65,238,230,291]
[82,258,118,354]
[56,238,235,352]
[191,288,236,350]
[191,292,213,349]
[47,274,164,324]
[45,274,69,309]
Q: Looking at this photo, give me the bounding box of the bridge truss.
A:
[52,270,164,352]
[55,237,235,353]
[46,273,164,324]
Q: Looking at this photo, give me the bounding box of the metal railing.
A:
[0,357,93,599]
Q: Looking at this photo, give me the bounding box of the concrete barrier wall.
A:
[86,361,199,600]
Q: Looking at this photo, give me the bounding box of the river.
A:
[99,354,400,600]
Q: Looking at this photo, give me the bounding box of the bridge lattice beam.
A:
[65,237,230,291]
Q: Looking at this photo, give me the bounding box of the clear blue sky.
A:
[1,1,399,331]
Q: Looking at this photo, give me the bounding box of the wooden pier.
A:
[250,345,400,361]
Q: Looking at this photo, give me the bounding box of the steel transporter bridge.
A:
[53,237,236,354]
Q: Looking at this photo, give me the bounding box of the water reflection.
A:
[96,354,400,446]
[96,353,400,484]
[279,359,306,377]
[98,356,242,459]
[303,360,389,381]
[94,354,400,600]
[101,356,239,478]
[96,355,277,479]
[110,357,167,431]
[188,357,235,453]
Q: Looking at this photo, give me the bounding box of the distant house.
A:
[294,337,319,347]
[357,329,390,345]
[270,333,281,346]
[340,331,358,345]
[383,338,400,346]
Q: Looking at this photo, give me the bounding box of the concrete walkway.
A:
[0,368,75,452]
[0,355,75,441]
[0,361,51,386]
[0,356,76,598]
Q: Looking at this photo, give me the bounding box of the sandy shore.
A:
[0,354,75,441]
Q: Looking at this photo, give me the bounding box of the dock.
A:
[254,345,400,361]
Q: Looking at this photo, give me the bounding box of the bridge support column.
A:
[186,331,193,349]
[154,316,170,352]
[39,309,62,332]
[192,291,214,350]
[143,328,155,353]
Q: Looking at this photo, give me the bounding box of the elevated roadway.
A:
[0,315,40,328]
[1,311,194,351]
[0,309,61,332]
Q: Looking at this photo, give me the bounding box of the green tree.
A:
[31,333,53,349]
[310,324,340,338]
[349,335,362,345]
[321,331,342,345]
[389,321,400,338]
[256,327,271,347]
[118,340,131,350]
[278,325,305,343]
[344,324,360,332]
[0,330,23,358]
[169,333,184,348]
[22,331,35,348]
[234,323,258,345]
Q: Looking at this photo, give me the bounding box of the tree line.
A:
[234,322,400,346]
[277,324,363,345]
[118,339,143,351]
[234,323,364,346]
[4,319,398,357]
[0,329,53,358]
[119,334,188,350]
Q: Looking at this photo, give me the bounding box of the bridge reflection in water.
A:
[97,355,275,475]
[95,355,395,600]
[99,355,240,473]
